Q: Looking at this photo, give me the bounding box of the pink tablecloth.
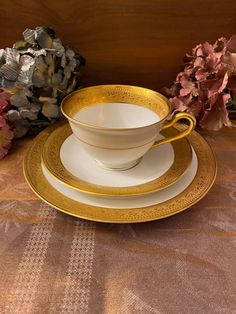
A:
[0,128,236,313]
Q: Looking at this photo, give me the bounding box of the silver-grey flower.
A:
[0,26,85,137]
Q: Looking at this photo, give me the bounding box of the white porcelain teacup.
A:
[61,85,196,170]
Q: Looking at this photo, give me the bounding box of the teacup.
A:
[61,85,196,170]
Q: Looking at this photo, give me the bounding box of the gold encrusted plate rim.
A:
[41,123,192,197]
[23,123,217,223]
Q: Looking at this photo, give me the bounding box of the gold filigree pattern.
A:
[61,85,171,127]
[23,123,217,223]
[41,123,192,196]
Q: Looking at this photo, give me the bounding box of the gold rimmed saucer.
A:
[23,123,217,223]
[41,123,192,197]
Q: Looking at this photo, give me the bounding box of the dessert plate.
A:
[42,123,192,196]
[24,124,217,223]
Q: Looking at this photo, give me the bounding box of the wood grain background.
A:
[1,0,236,91]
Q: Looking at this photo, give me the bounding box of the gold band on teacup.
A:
[76,135,156,150]
[61,85,171,130]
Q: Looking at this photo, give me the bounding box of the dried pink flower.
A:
[165,35,236,130]
[0,89,11,113]
[200,93,232,130]
[223,52,236,73]
[226,34,236,52]
[0,115,14,159]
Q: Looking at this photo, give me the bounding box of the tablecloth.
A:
[0,128,236,314]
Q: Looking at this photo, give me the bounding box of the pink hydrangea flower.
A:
[165,35,236,130]
[0,115,14,159]
[0,89,11,113]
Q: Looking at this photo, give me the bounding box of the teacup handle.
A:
[152,112,196,148]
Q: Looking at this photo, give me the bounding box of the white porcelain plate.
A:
[61,134,174,187]
[24,124,217,223]
[42,124,192,196]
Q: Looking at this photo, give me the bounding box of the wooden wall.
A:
[1,0,236,91]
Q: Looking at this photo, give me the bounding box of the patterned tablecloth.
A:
[0,128,236,314]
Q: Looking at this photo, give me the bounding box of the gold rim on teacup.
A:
[61,85,171,130]
[61,85,196,170]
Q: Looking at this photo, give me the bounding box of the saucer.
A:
[23,123,217,223]
[41,150,197,208]
[42,123,192,197]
